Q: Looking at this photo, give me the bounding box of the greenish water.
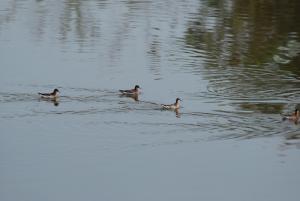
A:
[0,0,300,201]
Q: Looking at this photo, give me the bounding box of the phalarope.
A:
[161,98,182,109]
[282,109,300,122]
[119,85,141,95]
[38,88,60,99]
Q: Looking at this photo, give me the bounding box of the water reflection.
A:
[39,97,60,106]
[183,0,300,119]
[185,0,300,67]
[237,102,284,114]
[119,93,139,102]
[174,108,180,118]
[160,108,181,118]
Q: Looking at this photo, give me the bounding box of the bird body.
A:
[282,109,300,122]
[38,88,60,99]
[162,98,181,109]
[119,85,141,95]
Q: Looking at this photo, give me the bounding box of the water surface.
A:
[1,0,300,201]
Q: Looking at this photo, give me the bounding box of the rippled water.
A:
[1,0,300,201]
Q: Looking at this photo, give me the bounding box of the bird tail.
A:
[280,114,288,121]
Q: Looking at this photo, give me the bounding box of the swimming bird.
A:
[161,98,182,110]
[38,88,60,99]
[282,109,300,122]
[119,85,141,95]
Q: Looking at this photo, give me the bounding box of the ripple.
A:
[0,92,37,103]
[1,77,299,145]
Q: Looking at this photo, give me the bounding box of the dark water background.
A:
[1,1,300,201]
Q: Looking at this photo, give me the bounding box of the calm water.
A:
[1,0,300,200]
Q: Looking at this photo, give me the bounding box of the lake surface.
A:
[1,0,300,200]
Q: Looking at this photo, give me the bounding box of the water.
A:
[1,0,300,201]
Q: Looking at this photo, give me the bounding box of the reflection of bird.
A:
[282,109,300,122]
[53,99,59,106]
[38,88,60,99]
[162,98,182,109]
[120,93,139,101]
[174,108,181,118]
[119,85,141,95]
[38,98,59,106]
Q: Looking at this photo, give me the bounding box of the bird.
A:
[38,88,60,99]
[119,85,141,95]
[161,98,182,110]
[282,109,300,122]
